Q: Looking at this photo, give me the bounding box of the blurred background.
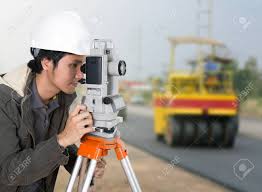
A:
[1,0,261,191]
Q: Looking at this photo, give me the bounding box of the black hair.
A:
[27,48,71,74]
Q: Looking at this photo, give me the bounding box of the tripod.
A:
[66,129,142,192]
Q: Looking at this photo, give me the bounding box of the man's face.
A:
[48,54,85,94]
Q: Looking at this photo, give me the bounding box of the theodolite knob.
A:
[103,97,113,104]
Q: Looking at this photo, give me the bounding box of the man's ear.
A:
[41,58,53,71]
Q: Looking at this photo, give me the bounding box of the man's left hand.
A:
[94,158,106,179]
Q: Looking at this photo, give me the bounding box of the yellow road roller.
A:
[153,36,238,147]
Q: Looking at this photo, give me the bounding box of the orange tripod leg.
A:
[115,137,128,160]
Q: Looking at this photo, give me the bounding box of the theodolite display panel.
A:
[84,56,103,85]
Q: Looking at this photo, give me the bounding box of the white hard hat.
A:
[31,11,90,55]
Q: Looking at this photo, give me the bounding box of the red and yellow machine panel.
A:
[153,93,238,135]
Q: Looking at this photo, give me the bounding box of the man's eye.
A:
[71,64,78,68]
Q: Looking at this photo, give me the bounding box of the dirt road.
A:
[54,144,230,192]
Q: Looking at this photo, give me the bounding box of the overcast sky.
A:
[0,0,261,80]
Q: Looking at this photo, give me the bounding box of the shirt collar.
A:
[31,78,59,111]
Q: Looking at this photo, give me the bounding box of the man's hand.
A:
[85,159,106,192]
[94,158,106,179]
[57,104,94,148]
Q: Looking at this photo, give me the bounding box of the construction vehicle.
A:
[153,36,238,147]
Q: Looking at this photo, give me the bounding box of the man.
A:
[0,11,105,191]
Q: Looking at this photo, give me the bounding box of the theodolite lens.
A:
[118,60,126,76]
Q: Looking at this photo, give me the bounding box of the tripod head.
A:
[80,39,126,138]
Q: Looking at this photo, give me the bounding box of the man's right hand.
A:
[57,104,94,148]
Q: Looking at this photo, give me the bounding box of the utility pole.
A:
[196,0,213,93]
[137,24,143,81]
[197,0,213,38]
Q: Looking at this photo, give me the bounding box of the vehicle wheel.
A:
[183,119,195,146]
[197,119,209,145]
[223,116,238,148]
[210,119,224,146]
[156,134,164,142]
[165,117,181,146]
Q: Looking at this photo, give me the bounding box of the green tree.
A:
[234,56,261,98]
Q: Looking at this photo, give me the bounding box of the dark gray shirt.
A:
[31,79,59,144]
[23,79,59,192]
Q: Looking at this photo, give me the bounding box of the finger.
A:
[96,163,104,168]
[80,127,95,135]
[94,174,103,179]
[94,167,102,175]
[97,171,105,177]
[77,119,93,128]
[75,111,92,122]
[95,165,105,171]
[96,161,106,168]
[97,159,106,167]
[94,170,105,178]
[70,104,87,117]
[101,158,107,165]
